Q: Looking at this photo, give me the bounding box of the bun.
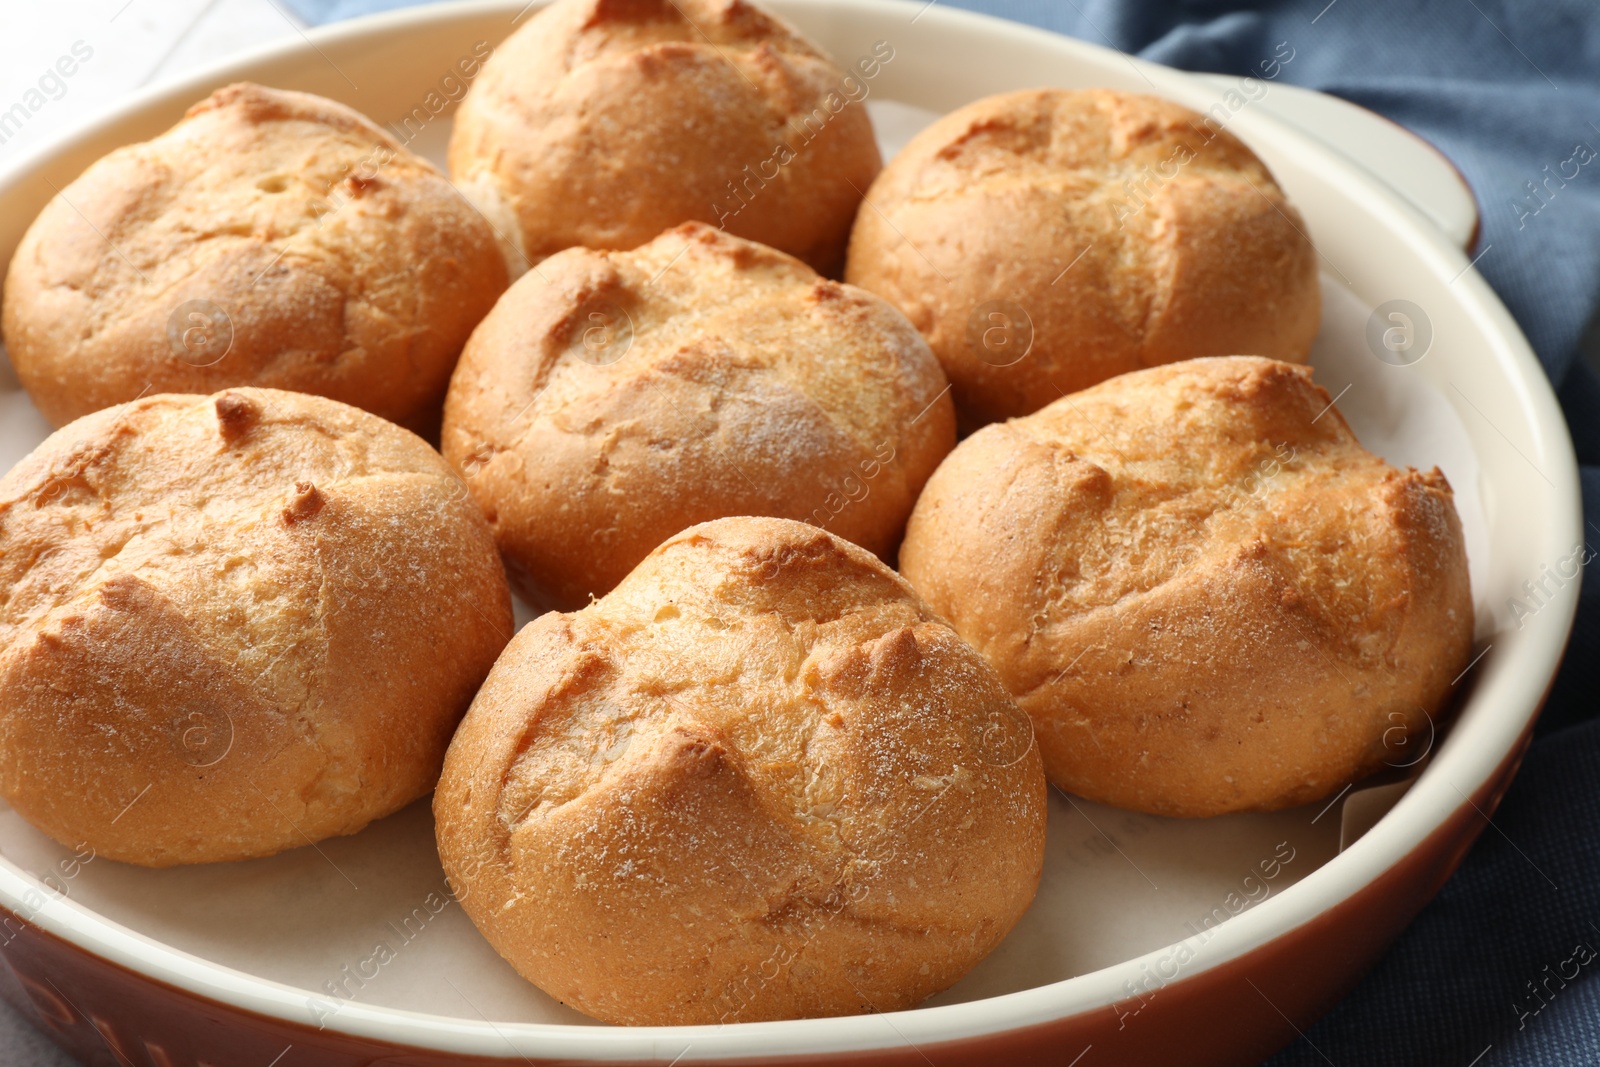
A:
[0,388,512,866]
[899,357,1473,817]
[447,0,882,275]
[441,221,954,610]
[2,83,508,435]
[845,88,1321,429]
[435,516,1046,1025]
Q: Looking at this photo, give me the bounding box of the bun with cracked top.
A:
[0,388,512,866]
[845,88,1322,430]
[434,516,1046,1025]
[2,82,508,435]
[899,357,1474,817]
[447,0,883,275]
[441,221,954,611]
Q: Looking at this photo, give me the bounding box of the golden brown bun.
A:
[447,0,882,275]
[435,516,1045,1025]
[0,388,512,866]
[441,222,955,610]
[2,83,508,436]
[845,88,1322,429]
[899,357,1473,817]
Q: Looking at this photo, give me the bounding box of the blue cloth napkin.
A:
[284,1,1600,1063]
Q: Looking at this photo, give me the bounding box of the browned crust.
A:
[899,357,1473,817]
[845,88,1322,430]
[447,0,883,274]
[440,221,955,611]
[434,516,1046,1025]
[2,82,509,434]
[0,388,513,866]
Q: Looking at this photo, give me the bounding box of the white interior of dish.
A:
[0,0,1579,1060]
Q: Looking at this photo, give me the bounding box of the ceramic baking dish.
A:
[0,2,1580,1064]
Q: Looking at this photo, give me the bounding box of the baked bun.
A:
[2,83,508,435]
[447,0,883,275]
[0,388,512,866]
[441,222,955,610]
[900,357,1473,817]
[435,516,1045,1025]
[845,88,1321,429]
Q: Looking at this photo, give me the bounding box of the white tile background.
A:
[0,0,304,166]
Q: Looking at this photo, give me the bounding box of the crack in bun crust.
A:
[434,516,1046,1025]
[441,222,956,611]
[446,0,883,275]
[899,357,1474,818]
[0,388,513,866]
[845,88,1322,430]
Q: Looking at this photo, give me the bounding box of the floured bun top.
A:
[442,222,954,610]
[3,83,508,435]
[434,516,1046,1025]
[901,357,1473,817]
[448,0,884,274]
[0,388,512,865]
[847,88,1321,429]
